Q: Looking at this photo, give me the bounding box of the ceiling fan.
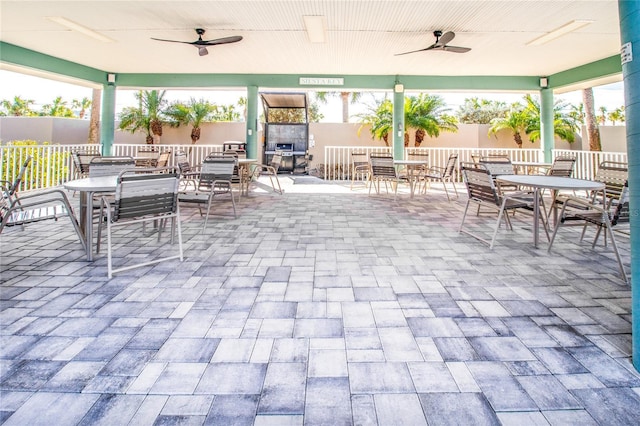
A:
[395,30,471,56]
[151,28,243,56]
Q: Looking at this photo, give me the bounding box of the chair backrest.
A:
[199,156,236,188]
[594,161,628,200]
[612,181,630,226]
[351,151,369,168]
[72,151,100,176]
[113,168,180,221]
[479,157,514,177]
[369,152,397,178]
[156,151,171,168]
[407,152,429,169]
[461,162,500,206]
[270,151,284,172]
[89,156,136,177]
[442,154,458,178]
[223,141,247,157]
[549,156,576,177]
[2,156,32,197]
[174,150,192,174]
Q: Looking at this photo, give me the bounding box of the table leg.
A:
[533,188,540,248]
[79,191,95,261]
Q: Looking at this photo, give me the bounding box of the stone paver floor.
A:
[1,176,639,425]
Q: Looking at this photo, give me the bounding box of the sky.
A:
[0,70,626,123]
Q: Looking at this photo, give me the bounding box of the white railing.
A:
[0,143,629,192]
[0,143,224,192]
[553,149,628,180]
[322,146,545,181]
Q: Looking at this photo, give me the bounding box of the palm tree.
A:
[118,90,168,144]
[40,96,75,117]
[597,106,608,125]
[405,94,458,147]
[72,97,92,119]
[583,88,601,151]
[456,97,508,124]
[488,103,530,148]
[522,94,580,144]
[1,96,36,116]
[142,90,168,142]
[316,91,363,123]
[118,94,153,144]
[212,104,241,122]
[88,89,101,144]
[166,98,216,144]
[356,98,393,146]
[608,107,625,125]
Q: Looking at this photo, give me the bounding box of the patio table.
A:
[394,159,428,198]
[496,175,605,248]
[64,175,117,261]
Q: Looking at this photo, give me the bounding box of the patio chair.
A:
[368,152,400,199]
[174,150,201,190]
[350,151,370,190]
[71,150,100,179]
[548,179,629,283]
[178,155,237,231]
[248,151,284,194]
[401,151,430,191]
[459,162,549,249]
[222,149,246,195]
[223,141,247,157]
[96,168,183,279]
[156,150,172,168]
[422,153,459,201]
[1,156,85,249]
[547,156,576,177]
[89,156,136,177]
[135,148,160,167]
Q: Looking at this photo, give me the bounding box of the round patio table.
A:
[496,175,605,248]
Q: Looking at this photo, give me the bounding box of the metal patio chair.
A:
[423,153,459,201]
[368,152,400,199]
[459,162,549,249]
[178,155,237,231]
[97,167,183,279]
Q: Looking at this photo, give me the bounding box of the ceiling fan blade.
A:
[198,47,209,56]
[395,46,433,56]
[151,37,192,45]
[202,35,243,45]
[443,45,471,53]
[437,31,456,46]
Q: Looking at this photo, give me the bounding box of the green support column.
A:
[540,87,554,163]
[100,82,116,156]
[619,0,640,372]
[246,85,259,160]
[393,87,405,160]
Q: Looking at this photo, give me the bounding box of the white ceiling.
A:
[0,0,622,81]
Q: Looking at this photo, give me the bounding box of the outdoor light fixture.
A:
[107,73,116,84]
[526,20,593,46]
[539,77,548,88]
[394,83,404,93]
[397,122,403,137]
[46,16,114,43]
[303,15,327,43]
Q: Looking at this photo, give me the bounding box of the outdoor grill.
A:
[260,92,309,174]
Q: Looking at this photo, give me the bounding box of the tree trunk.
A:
[415,129,425,147]
[404,131,410,147]
[341,92,349,123]
[382,133,389,147]
[514,132,523,148]
[88,88,101,144]
[583,88,602,151]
